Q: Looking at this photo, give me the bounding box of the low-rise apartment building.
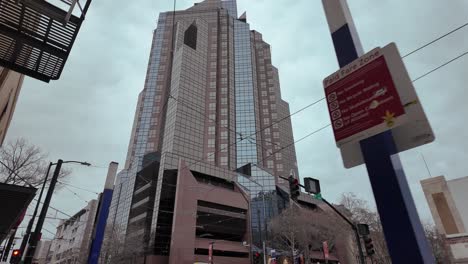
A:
[48,199,99,264]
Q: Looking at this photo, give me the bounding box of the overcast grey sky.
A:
[7,0,468,238]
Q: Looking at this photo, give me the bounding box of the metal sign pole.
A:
[322,0,435,263]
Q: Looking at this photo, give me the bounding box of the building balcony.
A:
[0,0,92,82]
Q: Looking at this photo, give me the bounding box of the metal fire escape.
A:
[0,0,92,82]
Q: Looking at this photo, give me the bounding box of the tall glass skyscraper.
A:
[105,0,299,262]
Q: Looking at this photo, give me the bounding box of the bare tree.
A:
[340,193,452,264]
[340,193,391,263]
[99,225,127,264]
[423,222,450,264]
[99,222,148,264]
[0,138,71,187]
[269,206,343,264]
[269,206,299,259]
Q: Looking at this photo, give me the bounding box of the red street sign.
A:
[323,241,329,259]
[324,51,405,146]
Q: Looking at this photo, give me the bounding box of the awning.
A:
[0,182,36,242]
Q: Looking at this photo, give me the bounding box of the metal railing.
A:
[0,0,92,82]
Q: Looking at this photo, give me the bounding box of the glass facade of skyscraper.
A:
[104,0,299,260]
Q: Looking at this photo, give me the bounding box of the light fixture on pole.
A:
[24,159,91,264]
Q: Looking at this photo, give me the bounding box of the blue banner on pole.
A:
[87,188,113,264]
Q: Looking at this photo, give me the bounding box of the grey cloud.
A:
[7,0,468,236]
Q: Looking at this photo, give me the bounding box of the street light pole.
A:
[24,159,91,264]
[18,162,53,261]
[24,159,62,264]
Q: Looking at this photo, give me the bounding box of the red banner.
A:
[323,241,329,260]
[208,243,213,263]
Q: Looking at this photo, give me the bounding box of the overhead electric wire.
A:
[41,227,56,236]
[62,185,89,204]
[411,51,468,82]
[169,94,244,138]
[126,32,465,244]
[402,22,468,58]
[175,96,327,175]
[255,50,468,164]
[170,48,467,176]
[0,160,35,188]
[253,50,468,161]
[116,5,468,252]
[178,46,461,171]
[25,214,88,222]
[256,124,332,167]
[57,180,99,195]
[160,0,178,115]
[88,164,109,169]
[147,0,467,177]
[33,198,73,218]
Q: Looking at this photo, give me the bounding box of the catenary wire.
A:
[25,214,88,222]
[117,3,468,252]
[253,50,468,165]
[175,96,327,176]
[0,160,35,187]
[62,185,89,204]
[165,16,468,154]
[33,198,73,218]
[411,51,468,82]
[28,12,465,227]
[178,19,468,171]
[41,226,56,236]
[402,22,468,58]
[137,1,467,180]
[57,180,100,195]
[168,48,466,178]
[168,94,244,138]
[251,49,468,166]
[256,124,331,167]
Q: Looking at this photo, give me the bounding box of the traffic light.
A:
[10,249,21,264]
[289,176,300,200]
[363,235,375,256]
[253,252,261,264]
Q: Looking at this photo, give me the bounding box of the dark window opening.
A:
[192,171,235,190]
[133,153,160,190]
[184,24,197,50]
[127,153,160,254]
[196,203,247,242]
[197,200,246,214]
[195,229,244,242]
[153,169,178,255]
[194,248,249,258]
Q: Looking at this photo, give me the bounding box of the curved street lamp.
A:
[23,159,91,264]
